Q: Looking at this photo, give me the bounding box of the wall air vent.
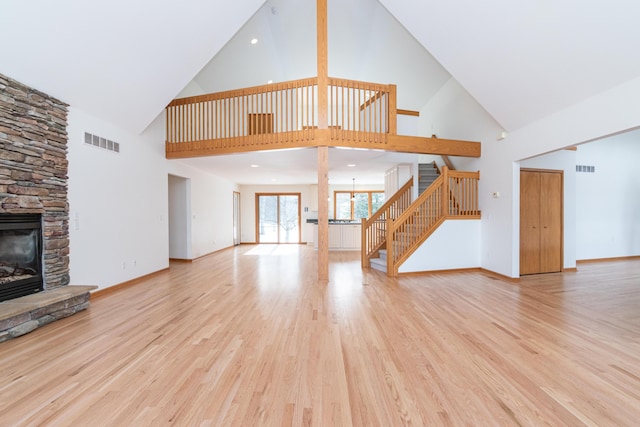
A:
[84,132,120,153]
[576,165,595,173]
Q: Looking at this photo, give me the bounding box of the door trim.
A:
[255,193,302,244]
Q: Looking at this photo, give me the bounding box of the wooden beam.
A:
[166,133,481,159]
[166,136,317,159]
[385,135,481,157]
[397,109,420,117]
[441,155,456,171]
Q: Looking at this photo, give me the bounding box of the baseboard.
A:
[192,245,235,261]
[577,256,640,264]
[169,246,237,264]
[480,268,521,283]
[396,267,521,282]
[398,267,482,277]
[562,267,578,272]
[90,268,170,299]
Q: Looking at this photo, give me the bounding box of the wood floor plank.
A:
[0,246,639,426]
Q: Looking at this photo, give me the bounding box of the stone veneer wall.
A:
[0,73,70,290]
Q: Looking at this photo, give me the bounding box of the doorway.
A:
[256,193,301,243]
[233,191,241,246]
[520,169,563,275]
[168,174,191,260]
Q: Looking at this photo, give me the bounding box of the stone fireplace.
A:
[1,73,93,342]
[0,73,70,293]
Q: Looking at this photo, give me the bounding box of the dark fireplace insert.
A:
[0,213,43,302]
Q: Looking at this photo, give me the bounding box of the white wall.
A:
[480,76,640,277]
[68,107,239,290]
[67,108,169,290]
[520,149,577,270]
[167,163,238,259]
[416,78,500,274]
[239,184,313,243]
[576,132,640,259]
[399,220,480,273]
[239,182,384,243]
[419,73,640,277]
[397,114,419,136]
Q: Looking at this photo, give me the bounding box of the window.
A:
[333,191,385,220]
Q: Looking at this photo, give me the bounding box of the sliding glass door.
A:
[256,193,300,243]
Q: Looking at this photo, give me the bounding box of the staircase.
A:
[362,167,480,276]
[370,249,388,272]
[418,161,440,194]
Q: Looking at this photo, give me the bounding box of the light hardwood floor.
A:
[1,245,639,426]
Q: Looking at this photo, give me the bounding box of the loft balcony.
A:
[165,77,481,158]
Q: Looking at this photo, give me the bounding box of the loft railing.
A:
[166,77,319,155]
[166,77,397,157]
[361,177,413,268]
[385,167,480,276]
[328,77,396,146]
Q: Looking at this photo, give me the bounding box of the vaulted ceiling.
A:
[2,0,640,179]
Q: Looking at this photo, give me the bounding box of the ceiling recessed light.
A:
[250,164,259,168]
[347,164,356,167]
[271,178,277,182]
[250,38,258,45]
[267,80,273,84]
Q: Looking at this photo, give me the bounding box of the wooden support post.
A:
[317,0,328,130]
[316,0,329,281]
[318,146,329,281]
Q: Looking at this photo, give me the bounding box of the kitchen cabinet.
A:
[341,225,361,249]
[329,225,343,249]
[313,223,361,250]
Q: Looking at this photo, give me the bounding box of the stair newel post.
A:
[361,217,368,268]
[441,166,449,217]
[386,216,394,276]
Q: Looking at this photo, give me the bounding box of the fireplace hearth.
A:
[0,214,43,302]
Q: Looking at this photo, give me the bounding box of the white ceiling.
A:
[0,0,265,133]
[181,148,418,185]
[3,0,640,185]
[187,0,451,112]
[380,0,640,131]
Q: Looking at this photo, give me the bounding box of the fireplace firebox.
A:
[0,214,43,302]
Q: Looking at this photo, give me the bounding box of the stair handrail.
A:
[386,167,480,276]
[361,177,413,267]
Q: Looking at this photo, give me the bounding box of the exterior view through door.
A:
[256,193,301,243]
